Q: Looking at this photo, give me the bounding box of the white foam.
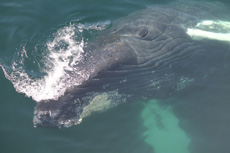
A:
[1,21,110,102]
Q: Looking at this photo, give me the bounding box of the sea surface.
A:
[1,0,230,153]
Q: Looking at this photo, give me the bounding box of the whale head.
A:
[33,36,138,128]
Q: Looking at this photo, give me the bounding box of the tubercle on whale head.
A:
[33,95,84,128]
[33,83,90,128]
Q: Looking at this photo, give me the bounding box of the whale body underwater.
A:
[33,1,230,128]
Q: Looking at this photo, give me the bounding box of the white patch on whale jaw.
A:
[186,20,230,42]
[76,90,129,125]
[80,93,114,119]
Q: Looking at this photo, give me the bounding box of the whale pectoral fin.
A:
[187,20,230,42]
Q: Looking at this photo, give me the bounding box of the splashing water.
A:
[0,21,110,102]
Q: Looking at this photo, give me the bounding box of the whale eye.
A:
[137,28,148,38]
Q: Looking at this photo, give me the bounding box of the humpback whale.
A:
[33,1,230,128]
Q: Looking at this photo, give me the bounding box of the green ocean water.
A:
[1,0,230,153]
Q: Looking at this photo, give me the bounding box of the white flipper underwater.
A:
[187,20,230,42]
[141,100,191,153]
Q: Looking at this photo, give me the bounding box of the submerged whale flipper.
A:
[33,1,230,128]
